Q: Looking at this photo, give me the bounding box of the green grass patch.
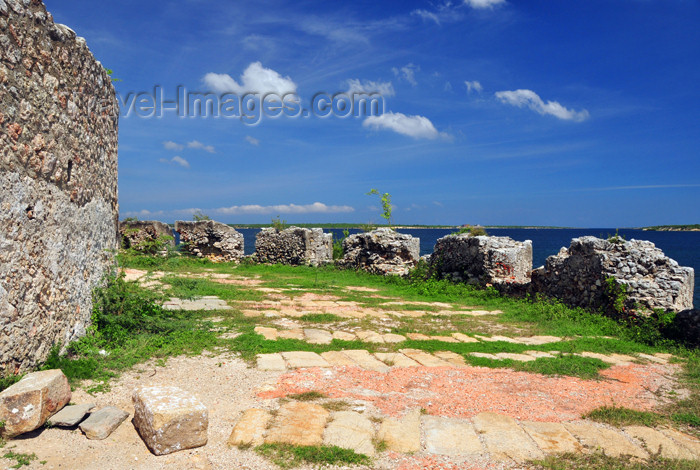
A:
[584,406,665,427]
[531,451,700,470]
[2,449,38,468]
[0,375,22,394]
[254,443,370,468]
[287,391,327,401]
[464,354,610,380]
[299,313,343,323]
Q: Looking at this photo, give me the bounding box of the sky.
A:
[45,0,700,227]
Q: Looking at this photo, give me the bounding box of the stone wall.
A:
[531,236,694,314]
[338,228,420,276]
[0,1,119,373]
[175,221,244,262]
[255,227,332,266]
[119,220,174,254]
[430,234,533,286]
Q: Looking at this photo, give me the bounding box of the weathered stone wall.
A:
[430,234,533,286]
[531,236,694,314]
[175,221,244,262]
[120,220,174,253]
[255,227,332,266]
[338,228,420,276]
[0,1,119,373]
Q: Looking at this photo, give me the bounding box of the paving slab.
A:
[494,353,537,362]
[516,336,563,345]
[382,333,406,343]
[356,330,385,343]
[277,329,305,340]
[429,335,460,343]
[321,351,359,367]
[406,333,431,341]
[228,409,272,447]
[578,352,629,366]
[636,353,669,364]
[564,422,647,458]
[472,412,543,462]
[624,426,696,460]
[521,421,583,454]
[340,350,390,373]
[378,408,421,453]
[254,327,278,341]
[469,352,499,360]
[452,333,480,343]
[304,328,333,345]
[469,310,502,316]
[658,427,700,458]
[374,352,420,368]
[79,406,129,440]
[323,411,376,456]
[257,353,287,371]
[399,349,452,367]
[433,351,468,367]
[266,402,329,446]
[48,403,95,427]
[423,415,484,456]
[281,351,330,368]
[524,351,556,359]
[332,331,357,341]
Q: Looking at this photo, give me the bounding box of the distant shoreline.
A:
[641,225,700,232]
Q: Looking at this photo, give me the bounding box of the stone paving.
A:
[228,402,700,464]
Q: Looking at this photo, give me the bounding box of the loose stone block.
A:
[521,421,583,454]
[452,333,480,343]
[374,353,420,368]
[254,327,278,341]
[624,426,695,460]
[320,351,359,367]
[0,369,71,438]
[382,333,406,344]
[340,350,390,373]
[228,409,272,447]
[132,386,208,455]
[332,331,357,341]
[304,328,333,345]
[277,329,305,340]
[399,349,451,367]
[564,422,647,458]
[79,406,129,440]
[377,408,421,453]
[472,412,543,462]
[257,353,287,371]
[266,402,329,446]
[323,411,376,456]
[48,403,95,427]
[281,351,330,368]
[433,351,468,366]
[423,415,483,456]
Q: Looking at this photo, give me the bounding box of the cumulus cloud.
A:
[187,140,216,153]
[363,112,447,140]
[465,0,506,8]
[413,0,506,25]
[495,89,590,122]
[392,63,419,86]
[203,62,297,96]
[214,202,354,215]
[245,136,260,146]
[346,79,395,97]
[163,141,184,151]
[159,156,190,168]
[465,80,483,93]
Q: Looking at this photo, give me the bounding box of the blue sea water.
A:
[236,228,699,308]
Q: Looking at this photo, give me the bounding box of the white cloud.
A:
[245,136,260,146]
[444,81,453,92]
[159,156,190,169]
[465,80,483,93]
[215,202,355,215]
[163,141,184,151]
[495,89,590,122]
[363,112,448,140]
[187,140,216,153]
[465,0,506,9]
[203,62,297,96]
[345,79,395,97]
[413,9,442,25]
[392,63,419,86]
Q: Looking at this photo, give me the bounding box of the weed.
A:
[333,229,350,260]
[322,401,352,412]
[0,375,22,393]
[271,215,288,232]
[2,449,37,468]
[583,406,665,427]
[367,189,392,227]
[531,451,700,470]
[373,439,388,452]
[255,443,370,468]
[287,391,326,401]
[299,313,343,323]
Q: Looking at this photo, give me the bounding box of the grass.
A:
[254,443,370,468]
[2,449,38,468]
[286,391,327,401]
[0,375,22,394]
[584,406,666,427]
[532,452,700,470]
[299,313,343,323]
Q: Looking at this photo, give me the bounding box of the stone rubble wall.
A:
[0,0,119,373]
[254,227,332,266]
[531,236,695,314]
[119,220,174,253]
[430,234,533,286]
[338,228,420,276]
[175,221,244,262]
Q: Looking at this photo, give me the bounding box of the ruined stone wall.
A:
[0,0,119,373]
[339,228,420,276]
[120,220,174,254]
[255,227,332,266]
[175,221,244,262]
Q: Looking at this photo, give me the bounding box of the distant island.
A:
[228,223,575,230]
[642,224,700,232]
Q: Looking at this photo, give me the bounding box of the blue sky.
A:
[46,0,700,227]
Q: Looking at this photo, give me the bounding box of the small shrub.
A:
[332,229,349,260]
[454,225,488,236]
[193,211,211,222]
[607,229,626,245]
[271,215,287,232]
[367,189,392,226]
[287,391,326,401]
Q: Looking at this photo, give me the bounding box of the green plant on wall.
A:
[193,211,211,222]
[366,189,392,226]
[604,276,629,315]
[271,215,287,232]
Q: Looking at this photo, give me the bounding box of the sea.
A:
[236,228,699,308]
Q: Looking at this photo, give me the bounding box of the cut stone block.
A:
[356,330,385,343]
[254,327,278,341]
[452,333,479,343]
[374,353,420,368]
[516,336,563,345]
[0,369,71,438]
[79,406,129,440]
[469,352,499,360]
[340,350,390,373]
[48,403,95,427]
[332,331,357,341]
[524,351,556,359]
[382,334,406,344]
[377,408,421,453]
[521,421,583,454]
[494,353,537,362]
[624,426,696,460]
[423,415,483,456]
[433,351,468,367]
[277,329,305,340]
[659,427,700,458]
[400,349,451,367]
[429,335,460,343]
[578,352,630,366]
[266,402,329,446]
[281,351,330,368]
[228,409,272,447]
[564,423,647,458]
[257,353,287,371]
[321,351,359,367]
[406,333,431,341]
[132,386,208,455]
[472,412,543,462]
[323,411,376,456]
[304,328,333,345]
